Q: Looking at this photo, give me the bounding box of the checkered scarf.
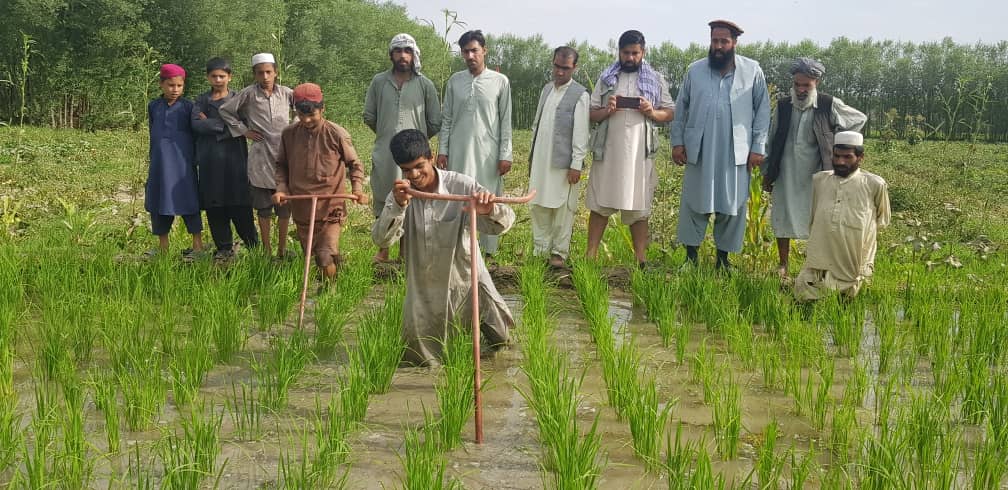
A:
[600,59,662,107]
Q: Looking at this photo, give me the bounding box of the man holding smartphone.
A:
[586,30,675,268]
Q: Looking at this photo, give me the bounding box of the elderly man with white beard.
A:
[761,57,866,281]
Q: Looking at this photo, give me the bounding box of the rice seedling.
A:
[803,358,835,431]
[397,410,461,490]
[256,270,300,330]
[118,352,167,431]
[169,339,213,406]
[971,434,1007,490]
[985,372,1008,454]
[664,422,699,490]
[128,443,156,490]
[788,445,816,490]
[601,333,639,419]
[723,317,756,369]
[688,443,726,489]
[872,299,898,376]
[335,360,371,433]
[0,345,20,472]
[255,329,313,410]
[435,323,474,451]
[278,423,323,489]
[757,338,783,391]
[571,260,615,348]
[195,283,250,363]
[157,402,226,489]
[224,381,262,441]
[90,369,121,453]
[351,284,405,394]
[901,392,960,489]
[829,404,859,465]
[312,394,351,487]
[313,253,373,356]
[754,419,784,490]
[22,414,55,490]
[841,359,869,408]
[56,371,94,489]
[630,269,679,349]
[625,368,674,471]
[711,372,741,460]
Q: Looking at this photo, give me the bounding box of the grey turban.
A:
[389,33,421,72]
[790,57,825,79]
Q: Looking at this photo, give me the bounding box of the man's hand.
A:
[638,97,654,118]
[197,112,207,120]
[392,179,412,207]
[436,154,448,169]
[464,191,496,216]
[272,192,287,206]
[245,130,264,142]
[761,180,773,193]
[606,95,618,113]
[498,160,512,175]
[353,191,370,206]
[567,169,582,185]
[672,145,687,166]
[747,152,764,173]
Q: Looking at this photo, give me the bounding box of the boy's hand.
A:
[245,130,264,142]
[436,154,448,169]
[463,191,495,216]
[354,191,370,206]
[498,160,512,175]
[392,179,412,207]
[272,192,287,205]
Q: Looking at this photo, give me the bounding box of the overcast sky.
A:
[397,0,1003,50]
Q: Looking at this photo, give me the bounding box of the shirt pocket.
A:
[841,206,869,230]
[315,143,342,180]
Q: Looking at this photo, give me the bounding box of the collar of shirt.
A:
[553,78,573,91]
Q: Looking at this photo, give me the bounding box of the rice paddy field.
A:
[0,125,1006,489]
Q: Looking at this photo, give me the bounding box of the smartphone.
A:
[615,96,641,110]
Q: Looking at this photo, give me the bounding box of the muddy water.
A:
[6,282,884,489]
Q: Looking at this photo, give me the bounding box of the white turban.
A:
[251,53,275,67]
[389,33,421,72]
[834,131,864,146]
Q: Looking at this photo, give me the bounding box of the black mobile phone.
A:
[615,96,640,109]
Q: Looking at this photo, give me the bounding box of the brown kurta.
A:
[275,120,365,226]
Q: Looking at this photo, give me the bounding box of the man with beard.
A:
[586,30,675,267]
[670,20,770,269]
[364,33,442,263]
[438,30,513,257]
[762,57,866,281]
[794,131,890,301]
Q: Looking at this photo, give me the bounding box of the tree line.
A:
[2,0,1006,142]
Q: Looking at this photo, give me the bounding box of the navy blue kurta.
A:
[146,97,200,216]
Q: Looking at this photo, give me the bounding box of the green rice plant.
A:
[571,260,615,349]
[711,372,741,460]
[630,269,679,349]
[600,333,639,419]
[625,368,674,471]
[815,294,862,358]
[841,359,869,408]
[278,423,323,490]
[397,410,461,490]
[872,299,898,376]
[757,338,782,391]
[256,271,300,329]
[128,443,156,490]
[157,402,225,490]
[971,434,1007,490]
[754,419,784,490]
[311,394,351,487]
[0,345,20,472]
[169,340,213,406]
[901,392,960,489]
[56,372,94,489]
[337,358,371,428]
[435,323,474,451]
[22,415,55,490]
[255,330,313,410]
[36,298,73,382]
[313,255,373,356]
[352,285,406,394]
[689,338,712,388]
[665,422,699,490]
[195,284,250,363]
[90,369,120,453]
[788,445,816,490]
[829,404,859,465]
[803,358,835,431]
[985,372,1008,454]
[224,381,262,441]
[723,317,756,369]
[117,352,167,431]
[688,444,726,489]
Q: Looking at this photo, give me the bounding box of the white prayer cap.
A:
[251,53,276,67]
[834,131,864,146]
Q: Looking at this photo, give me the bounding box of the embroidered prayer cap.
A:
[708,19,744,37]
[834,131,864,147]
[389,33,422,72]
[293,83,324,104]
[159,64,186,80]
[791,57,826,79]
[251,53,276,67]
